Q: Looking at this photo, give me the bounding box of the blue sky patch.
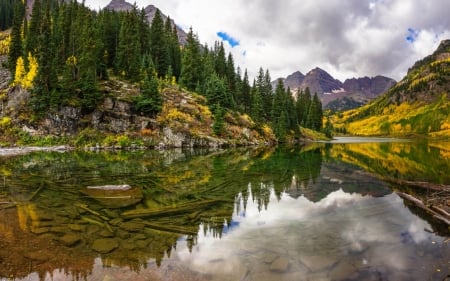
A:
[406,28,419,43]
[217,31,240,47]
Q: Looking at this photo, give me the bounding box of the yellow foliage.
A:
[14,54,39,89]
[66,55,77,66]
[14,57,26,85]
[24,53,38,88]
[0,31,10,55]
[261,124,275,139]
[0,117,11,130]
[165,108,193,123]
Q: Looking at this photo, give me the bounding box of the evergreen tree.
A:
[214,42,227,78]
[78,10,102,112]
[24,0,42,58]
[213,103,225,136]
[115,8,141,81]
[0,0,14,31]
[149,9,169,77]
[134,70,162,117]
[225,52,237,109]
[250,80,263,123]
[180,27,203,91]
[306,93,323,131]
[169,24,181,80]
[7,0,24,76]
[31,2,55,113]
[241,69,251,113]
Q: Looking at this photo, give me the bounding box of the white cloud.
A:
[84,0,450,81]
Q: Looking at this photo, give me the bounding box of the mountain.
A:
[274,68,395,110]
[105,0,188,44]
[334,39,450,137]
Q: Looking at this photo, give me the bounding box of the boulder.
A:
[81,185,143,208]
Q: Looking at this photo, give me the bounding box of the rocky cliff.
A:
[1,78,275,148]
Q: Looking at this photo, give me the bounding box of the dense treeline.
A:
[6,0,324,141]
[0,0,15,31]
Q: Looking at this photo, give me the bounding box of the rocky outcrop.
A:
[105,0,134,12]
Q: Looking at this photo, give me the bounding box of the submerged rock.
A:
[59,234,82,247]
[92,238,119,254]
[81,185,143,208]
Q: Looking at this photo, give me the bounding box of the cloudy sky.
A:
[84,0,450,81]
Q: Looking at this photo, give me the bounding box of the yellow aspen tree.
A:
[24,53,38,88]
[14,56,25,86]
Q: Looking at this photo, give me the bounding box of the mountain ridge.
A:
[333,39,450,137]
[105,0,188,44]
[274,68,396,110]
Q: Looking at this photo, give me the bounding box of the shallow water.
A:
[0,140,449,281]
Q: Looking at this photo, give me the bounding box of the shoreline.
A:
[0,145,71,156]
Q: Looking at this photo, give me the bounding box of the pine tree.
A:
[241,69,251,113]
[250,80,263,123]
[149,9,169,77]
[306,93,323,131]
[169,24,181,80]
[180,27,203,91]
[78,10,102,112]
[0,0,14,31]
[31,2,55,113]
[134,70,162,117]
[115,8,142,81]
[213,103,225,136]
[24,0,42,57]
[8,0,24,76]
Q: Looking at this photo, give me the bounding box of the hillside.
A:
[333,40,450,137]
[274,68,395,110]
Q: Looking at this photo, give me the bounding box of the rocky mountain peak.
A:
[105,0,187,44]
[105,0,134,12]
[301,67,343,95]
[273,67,396,110]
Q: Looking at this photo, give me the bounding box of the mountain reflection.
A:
[0,142,448,281]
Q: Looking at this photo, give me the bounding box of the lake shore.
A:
[0,145,72,156]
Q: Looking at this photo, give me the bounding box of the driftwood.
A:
[142,221,198,235]
[121,199,223,219]
[389,178,450,191]
[396,192,450,225]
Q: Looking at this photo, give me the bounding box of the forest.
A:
[1,0,326,141]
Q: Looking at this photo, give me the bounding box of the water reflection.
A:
[0,142,449,280]
[176,188,448,281]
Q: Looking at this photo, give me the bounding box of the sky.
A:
[83,0,450,82]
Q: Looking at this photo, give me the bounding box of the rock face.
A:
[273,67,396,110]
[105,0,188,45]
[301,67,344,95]
[104,0,134,12]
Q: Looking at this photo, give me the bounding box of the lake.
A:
[0,138,449,281]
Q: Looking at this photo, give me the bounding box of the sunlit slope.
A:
[334,40,450,137]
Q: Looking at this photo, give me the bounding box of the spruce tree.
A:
[180,27,203,91]
[149,9,169,77]
[8,0,24,76]
[134,70,162,117]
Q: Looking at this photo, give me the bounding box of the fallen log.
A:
[121,199,223,219]
[396,192,450,226]
[389,179,450,191]
[143,221,198,235]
